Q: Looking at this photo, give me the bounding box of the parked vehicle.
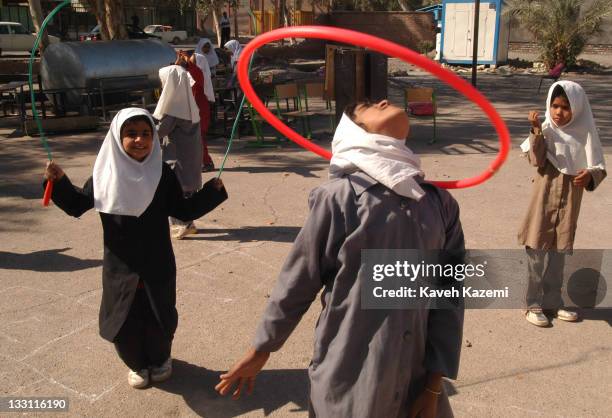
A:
[79,25,161,41]
[143,25,188,44]
[0,22,60,54]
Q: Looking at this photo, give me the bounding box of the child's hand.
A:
[175,51,187,66]
[210,178,224,191]
[45,161,64,182]
[407,388,439,418]
[215,348,270,399]
[573,169,592,188]
[528,111,541,130]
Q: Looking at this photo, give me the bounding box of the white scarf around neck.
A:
[330,114,425,200]
[153,65,200,123]
[93,108,162,217]
[520,80,605,175]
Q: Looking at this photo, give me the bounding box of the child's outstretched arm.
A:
[216,186,344,399]
[43,161,94,218]
[168,170,228,221]
[214,349,270,399]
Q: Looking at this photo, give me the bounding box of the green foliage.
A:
[506,0,612,68]
[418,39,435,53]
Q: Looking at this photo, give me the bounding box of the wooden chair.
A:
[302,82,336,134]
[273,83,312,138]
[404,87,437,144]
[538,62,565,93]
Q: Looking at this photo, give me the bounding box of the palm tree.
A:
[506,0,612,68]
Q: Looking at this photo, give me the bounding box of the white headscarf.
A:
[153,65,200,123]
[330,114,425,200]
[93,108,162,217]
[194,53,215,103]
[196,38,219,68]
[520,80,605,175]
[224,40,242,69]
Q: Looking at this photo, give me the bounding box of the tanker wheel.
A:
[172,37,180,44]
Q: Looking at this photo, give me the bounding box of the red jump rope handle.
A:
[43,180,53,207]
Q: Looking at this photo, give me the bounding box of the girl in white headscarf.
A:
[196,38,219,74]
[224,39,242,71]
[154,63,205,238]
[43,108,227,389]
[518,81,606,327]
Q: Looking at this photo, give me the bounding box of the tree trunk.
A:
[27,0,49,53]
[86,0,111,40]
[397,0,410,11]
[233,5,239,39]
[210,1,222,46]
[104,0,128,40]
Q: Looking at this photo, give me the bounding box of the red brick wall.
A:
[319,11,435,50]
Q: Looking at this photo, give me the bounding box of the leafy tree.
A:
[506,0,612,68]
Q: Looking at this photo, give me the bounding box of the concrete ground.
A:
[1,69,611,418]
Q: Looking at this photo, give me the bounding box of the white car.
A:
[143,25,187,44]
[0,22,60,54]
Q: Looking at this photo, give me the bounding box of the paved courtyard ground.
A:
[1,69,611,417]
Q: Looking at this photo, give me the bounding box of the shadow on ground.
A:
[188,226,301,243]
[580,308,612,326]
[156,360,309,418]
[0,248,101,272]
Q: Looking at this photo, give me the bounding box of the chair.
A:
[302,82,336,134]
[404,87,437,144]
[538,63,565,93]
[273,83,312,138]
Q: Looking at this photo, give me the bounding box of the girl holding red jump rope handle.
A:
[44,108,227,388]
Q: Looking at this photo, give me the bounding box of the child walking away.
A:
[154,63,206,239]
[44,108,227,388]
[188,50,216,172]
[216,100,464,418]
[195,52,216,172]
[518,81,606,327]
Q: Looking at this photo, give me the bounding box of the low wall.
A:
[319,11,435,50]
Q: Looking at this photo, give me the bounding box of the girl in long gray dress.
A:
[216,100,464,418]
[154,64,203,239]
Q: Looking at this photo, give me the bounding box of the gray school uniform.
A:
[253,171,464,418]
[158,115,203,193]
